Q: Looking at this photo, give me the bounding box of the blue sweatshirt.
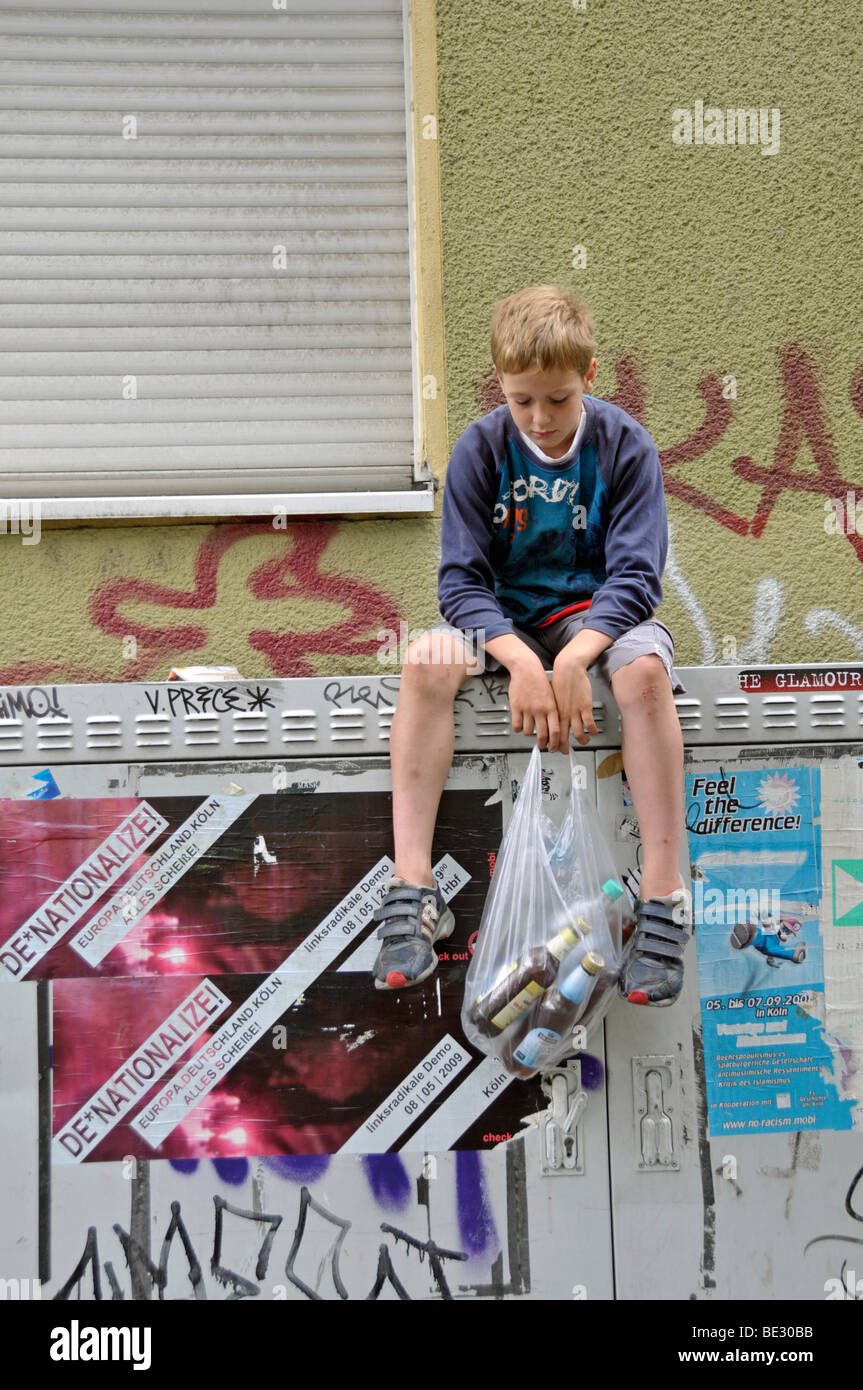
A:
[438,395,668,642]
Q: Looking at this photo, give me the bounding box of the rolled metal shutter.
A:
[0,0,420,517]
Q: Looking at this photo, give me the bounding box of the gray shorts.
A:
[431,611,685,693]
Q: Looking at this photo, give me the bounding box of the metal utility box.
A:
[0,663,861,1301]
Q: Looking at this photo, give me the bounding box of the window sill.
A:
[29,491,436,524]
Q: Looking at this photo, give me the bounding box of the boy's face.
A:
[496,361,597,459]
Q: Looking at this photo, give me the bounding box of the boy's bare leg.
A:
[372,634,475,989]
[612,655,688,1005]
[390,633,476,887]
[391,630,558,884]
[610,655,684,901]
[378,631,555,990]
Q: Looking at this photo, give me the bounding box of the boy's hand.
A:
[552,647,598,748]
[485,650,558,750]
[508,659,560,748]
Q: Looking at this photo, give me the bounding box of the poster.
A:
[687,764,856,1136]
[0,773,547,1162]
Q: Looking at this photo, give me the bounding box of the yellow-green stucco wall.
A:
[1,0,860,684]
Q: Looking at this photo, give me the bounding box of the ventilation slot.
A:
[675,697,702,731]
[86,714,122,749]
[0,720,24,753]
[232,712,270,745]
[714,697,750,730]
[762,695,797,728]
[37,717,73,750]
[183,714,220,746]
[810,695,845,727]
[281,710,317,745]
[474,707,512,738]
[329,708,366,742]
[135,714,171,748]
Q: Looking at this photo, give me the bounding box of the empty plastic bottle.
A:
[468,922,585,1037]
[502,951,605,1079]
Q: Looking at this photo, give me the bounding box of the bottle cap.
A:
[602,879,624,900]
[582,951,605,975]
[549,924,579,958]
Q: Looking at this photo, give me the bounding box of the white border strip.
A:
[26,491,434,522]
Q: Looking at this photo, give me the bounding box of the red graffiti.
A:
[246,525,402,676]
[476,346,863,560]
[732,346,863,565]
[473,367,505,415]
[0,661,107,685]
[603,354,644,421]
[604,358,746,534]
[657,378,746,534]
[89,523,244,658]
[4,344,862,691]
[0,523,403,684]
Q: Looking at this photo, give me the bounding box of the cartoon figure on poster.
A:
[685,764,856,1136]
[730,913,806,968]
[687,769,823,997]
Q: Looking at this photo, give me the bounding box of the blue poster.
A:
[686,766,856,1136]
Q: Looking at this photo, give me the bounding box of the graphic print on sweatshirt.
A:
[489,434,608,627]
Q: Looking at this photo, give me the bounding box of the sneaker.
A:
[372,877,455,990]
[619,884,691,1007]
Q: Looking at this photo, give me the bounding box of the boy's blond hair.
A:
[491,286,595,377]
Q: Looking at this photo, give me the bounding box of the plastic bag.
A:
[461,746,630,1079]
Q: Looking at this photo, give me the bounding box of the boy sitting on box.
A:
[372,286,689,1006]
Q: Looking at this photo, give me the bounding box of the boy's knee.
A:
[401,634,470,697]
[611,654,670,710]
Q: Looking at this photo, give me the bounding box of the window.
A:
[0,0,435,518]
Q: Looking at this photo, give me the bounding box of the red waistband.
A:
[534,599,592,629]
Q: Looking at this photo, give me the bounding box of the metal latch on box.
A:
[539,1059,586,1175]
[632,1055,679,1170]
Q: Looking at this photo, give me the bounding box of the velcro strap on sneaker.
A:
[376,919,432,941]
[640,901,687,931]
[373,880,439,915]
[374,885,424,906]
[632,932,685,962]
[638,916,686,943]
[633,903,687,959]
[372,886,421,916]
[374,898,437,925]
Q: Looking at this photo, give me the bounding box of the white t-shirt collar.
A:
[518,407,586,466]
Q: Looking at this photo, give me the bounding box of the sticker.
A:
[27,769,61,801]
[339,1036,472,1153]
[0,802,169,980]
[337,855,471,973]
[832,859,863,926]
[688,765,856,1136]
[70,794,257,966]
[52,980,230,1164]
[739,667,863,692]
[402,1056,513,1151]
[130,859,394,1147]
